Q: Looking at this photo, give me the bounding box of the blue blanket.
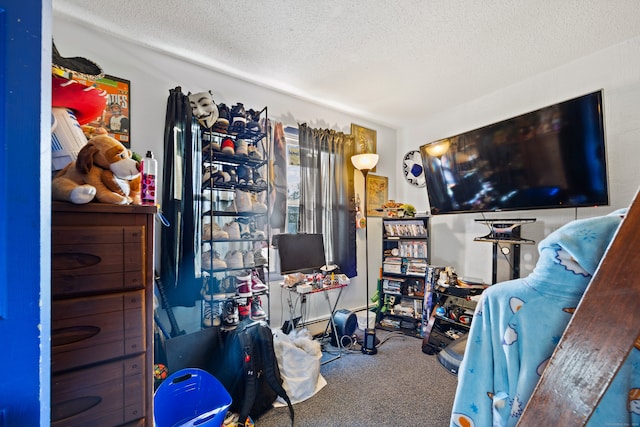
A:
[451,209,640,427]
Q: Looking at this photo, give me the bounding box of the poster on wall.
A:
[366,174,388,217]
[351,123,377,172]
[72,74,131,147]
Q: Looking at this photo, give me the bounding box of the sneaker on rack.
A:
[235,189,253,212]
[243,250,255,268]
[238,298,251,320]
[250,270,268,292]
[237,165,253,185]
[201,165,217,187]
[251,227,266,240]
[202,299,214,327]
[222,299,239,330]
[202,222,228,240]
[250,296,267,320]
[202,298,224,328]
[230,103,246,133]
[236,218,252,239]
[251,193,267,213]
[235,273,252,297]
[252,168,267,188]
[213,169,230,183]
[245,109,261,133]
[222,221,241,240]
[225,250,244,269]
[235,138,248,156]
[221,137,235,154]
[201,130,220,152]
[219,276,236,297]
[253,248,268,266]
[223,165,238,183]
[202,250,227,270]
[213,103,230,133]
[247,144,263,160]
[201,274,226,299]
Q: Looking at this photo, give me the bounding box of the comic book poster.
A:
[72,74,131,147]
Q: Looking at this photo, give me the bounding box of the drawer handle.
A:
[52,253,101,271]
[52,396,101,422]
[52,326,100,347]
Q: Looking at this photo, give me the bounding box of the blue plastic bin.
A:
[154,368,232,427]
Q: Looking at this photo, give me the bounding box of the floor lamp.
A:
[351,153,380,355]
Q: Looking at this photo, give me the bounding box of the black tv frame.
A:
[420,90,609,215]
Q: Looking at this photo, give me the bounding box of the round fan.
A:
[402,150,426,187]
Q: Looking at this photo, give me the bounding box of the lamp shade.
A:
[425,138,451,157]
[351,153,379,171]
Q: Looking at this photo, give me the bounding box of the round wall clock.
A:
[402,150,426,187]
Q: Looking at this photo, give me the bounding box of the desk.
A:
[282,282,348,364]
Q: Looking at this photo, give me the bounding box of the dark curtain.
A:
[298,123,357,277]
[160,87,203,307]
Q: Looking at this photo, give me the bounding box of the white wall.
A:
[396,36,640,284]
[53,14,398,331]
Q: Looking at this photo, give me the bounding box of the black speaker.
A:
[331,309,357,347]
[363,327,377,355]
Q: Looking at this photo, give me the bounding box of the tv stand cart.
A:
[474,218,536,284]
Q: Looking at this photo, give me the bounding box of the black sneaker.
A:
[230,103,246,134]
[237,165,253,185]
[214,103,230,133]
[222,299,239,330]
[246,109,261,133]
[253,169,266,189]
[251,296,267,320]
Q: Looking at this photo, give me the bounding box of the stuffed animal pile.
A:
[52,134,141,205]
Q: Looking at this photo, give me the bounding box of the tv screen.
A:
[420,90,609,215]
[276,233,327,275]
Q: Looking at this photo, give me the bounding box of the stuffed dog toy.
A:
[52,134,141,205]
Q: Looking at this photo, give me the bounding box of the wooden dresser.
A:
[51,202,156,427]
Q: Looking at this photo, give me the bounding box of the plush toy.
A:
[52,134,141,205]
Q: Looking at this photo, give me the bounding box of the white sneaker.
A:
[251,193,267,213]
[202,222,229,240]
[235,189,253,212]
[202,250,227,270]
[251,228,266,240]
[202,165,217,186]
[254,249,268,266]
[243,250,255,268]
[247,144,262,160]
[225,250,244,269]
[235,138,248,156]
[223,221,241,239]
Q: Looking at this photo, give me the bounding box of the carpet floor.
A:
[256,329,458,427]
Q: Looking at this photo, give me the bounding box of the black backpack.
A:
[212,319,294,426]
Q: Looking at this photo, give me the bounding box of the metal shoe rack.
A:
[200,106,271,329]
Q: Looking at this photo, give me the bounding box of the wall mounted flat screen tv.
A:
[420,90,609,215]
[276,233,327,275]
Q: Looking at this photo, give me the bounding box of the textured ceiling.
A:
[52,0,640,129]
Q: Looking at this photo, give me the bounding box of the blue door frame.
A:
[0,0,51,425]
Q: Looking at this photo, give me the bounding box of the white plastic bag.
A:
[272,327,327,405]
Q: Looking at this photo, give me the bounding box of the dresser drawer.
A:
[52,225,146,296]
[52,290,145,373]
[51,353,146,426]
